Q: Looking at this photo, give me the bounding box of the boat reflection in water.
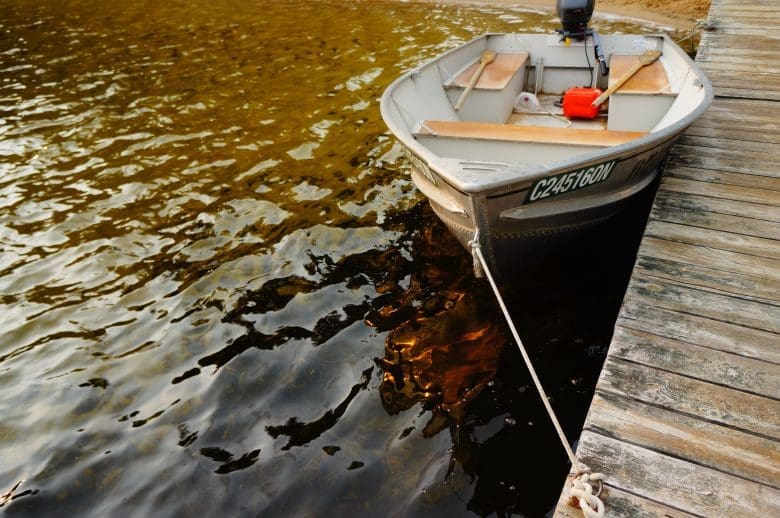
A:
[368,216,505,467]
[375,287,505,437]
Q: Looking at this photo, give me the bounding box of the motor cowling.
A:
[557,0,595,35]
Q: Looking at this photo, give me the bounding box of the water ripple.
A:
[0,0,672,515]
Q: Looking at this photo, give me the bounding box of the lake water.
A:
[0,1,681,515]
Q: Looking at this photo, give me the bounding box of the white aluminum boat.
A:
[380,8,712,275]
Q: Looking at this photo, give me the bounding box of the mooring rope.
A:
[676,18,712,55]
[468,235,605,518]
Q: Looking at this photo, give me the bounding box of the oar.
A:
[454,50,497,111]
[591,49,662,107]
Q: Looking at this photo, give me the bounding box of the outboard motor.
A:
[557,0,595,38]
[556,0,608,76]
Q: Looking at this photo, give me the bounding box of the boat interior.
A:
[386,33,707,168]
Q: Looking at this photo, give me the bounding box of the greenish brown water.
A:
[0,1,678,515]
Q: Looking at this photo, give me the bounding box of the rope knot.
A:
[568,469,605,518]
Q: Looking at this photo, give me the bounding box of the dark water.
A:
[0,1,680,516]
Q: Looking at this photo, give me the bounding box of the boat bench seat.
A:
[444,52,530,124]
[415,120,647,147]
[609,54,671,94]
[449,52,530,90]
[606,54,675,132]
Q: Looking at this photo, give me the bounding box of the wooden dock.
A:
[555,0,780,515]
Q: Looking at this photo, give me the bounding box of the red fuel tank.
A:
[562,87,602,119]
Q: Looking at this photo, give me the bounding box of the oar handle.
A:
[454,61,488,111]
[592,62,642,107]
[592,50,661,107]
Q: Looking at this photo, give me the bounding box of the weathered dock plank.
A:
[660,176,780,205]
[588,392,780,487]
[617,304,780,364]
[556,485,698,518]
[635,253,780,302]
[665,146,780,177]
[650,199,779,240]
[653,190,779,224]
[643,220,780,259]
[640,236,780,282]
[555,0,780,515]
[599,358,780,438]
[679,134,780,153]
[609,327,779,398]
[664,166,780,193]
[572,433,780,516]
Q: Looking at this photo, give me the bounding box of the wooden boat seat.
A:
[609,54,671,94]
[415,120,647,147]
[451,52,529,90]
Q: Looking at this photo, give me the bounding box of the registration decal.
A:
[524,160,617,204]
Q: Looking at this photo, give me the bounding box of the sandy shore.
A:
[427,0,711,31]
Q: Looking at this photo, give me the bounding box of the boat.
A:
[380,0,713,276]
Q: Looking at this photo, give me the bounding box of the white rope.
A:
[676,19,707,46]
[542,104,573,128]
[514,101,572,127]
[674,18,713,55]
[570,470,605,518]
[468,235,605,518]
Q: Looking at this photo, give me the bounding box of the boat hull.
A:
[380,32,713,276]
[406,133,679,273]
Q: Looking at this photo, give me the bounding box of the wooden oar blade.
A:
[482,50,497,64]
[639,49,662,65]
